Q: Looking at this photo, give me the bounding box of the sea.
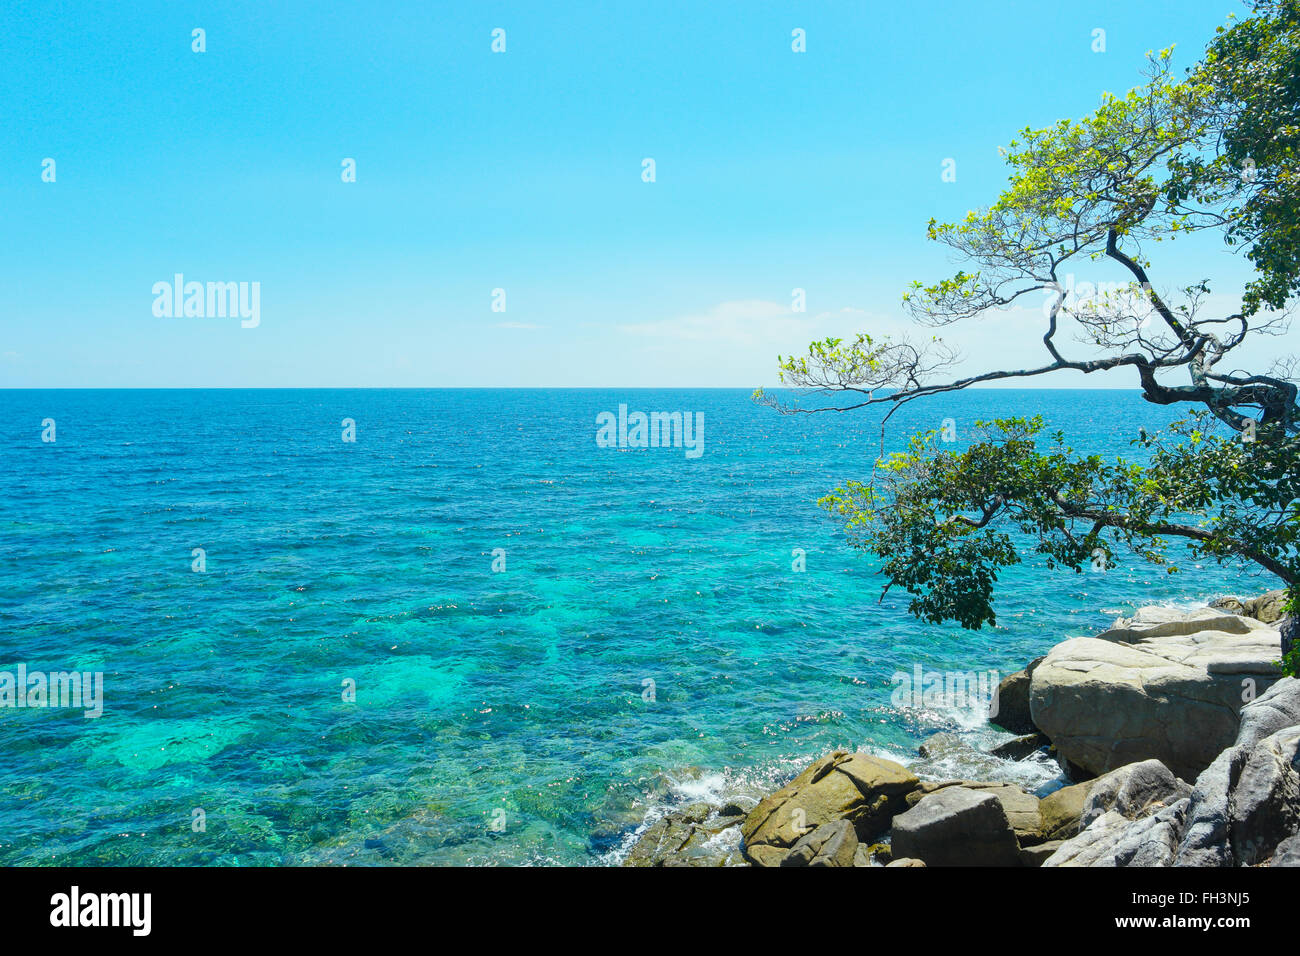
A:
[0,388,1277,865]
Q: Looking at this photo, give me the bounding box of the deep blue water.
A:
[0,389,1278,865]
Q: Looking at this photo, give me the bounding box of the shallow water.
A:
[0,388,1275,865]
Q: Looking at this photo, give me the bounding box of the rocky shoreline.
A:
[624,590,1299,867]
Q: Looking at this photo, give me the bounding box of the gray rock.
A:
[1109,799,1190,867]
[1042,811,1129,866]
[1175,677,1300,867]
[1039,679,1300,868]
[891,787,1022,867]
[1041,760,1190,867]
[902,780,1042,845]
[1237,677,1300,750]
[780,819,858,867]
[1223,726,1300,865]
[1019,840,1064,866]
[1271,832,1300,866]
[1043,798,1189,867]
[885,857,926,867]
[1030,606,1283,779]
[1081,759,1191,828]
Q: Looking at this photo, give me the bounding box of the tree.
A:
[756,6,1300,673]
[1170,0,1300,317]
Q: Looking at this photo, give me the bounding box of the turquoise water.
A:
[0,389,1278,865]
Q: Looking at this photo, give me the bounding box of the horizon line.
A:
[0,385,1150,391]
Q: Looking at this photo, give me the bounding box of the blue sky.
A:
[0,0,1281,387]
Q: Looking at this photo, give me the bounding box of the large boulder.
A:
[1030,607,1283,780]
[1175,677,1300,867]
[740,751,918,866]
[891,787,1023,866]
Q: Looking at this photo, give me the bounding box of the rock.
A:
[780,819,858,867]
[1043,798,1190,867]
[885,857,926,867]
[1176,677,1300,867]
[1225,726,1300,864]
[1038,779,1096,841]
[1056,754,1096,783]
[1271,832,1300,866]
[980,785,1041,846]
[1040,760,1192,867]
[863,841,891,864]
[720,798,756,818]
[1110,799,1191,866]
[1019,840,1064,866]
[989,733,1050,761]
[918,732,968,759]
[1029,606,1283,780]
[623,803,744,867]
[852,844,874,867]
[741,751,918,866]
[1081,759,1192,828]
[745,844,788,867]
[1210,596,1247,615]
[905,780,955,807]
[990,657,1043,734]
[903,780,1040,844]
[1236,678,1300,749]
[1211,590,1291,624]
[1041,678,1300,869]
[1042,811,1129,866]
[891,787,1022,866]
[1282,616,1296,663]
[1245,589,1289,624]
